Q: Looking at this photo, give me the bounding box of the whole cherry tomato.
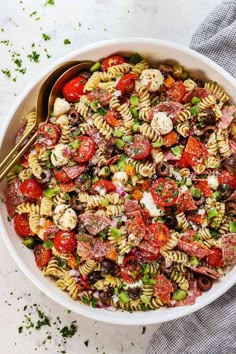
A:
[54,230,77,254]
[101,55,126,72]
[14,214,32,237]
[62,76,88,102]
[116,73,138,95]
[19,178,43,199]
[34,244,52,267]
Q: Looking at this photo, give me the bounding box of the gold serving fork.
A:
[0,60,94,182]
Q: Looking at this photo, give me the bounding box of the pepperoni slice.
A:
[125,134,151,160]
[37,123,60,148]
[79,212,111,235]
[222,233,236,265]
[183,87,209,103]
[71,136,96,163]
[148,101,184,122]
[154,274,174,304]
[63,164,86,179]
[177,240,208,259]
[150,178,179,207]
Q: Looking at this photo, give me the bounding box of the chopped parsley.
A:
[60,324,77,338]
[42,33,51,41]
[27,51,40,63]
[1,69,11,78]
[44,0,55,5]
[64,39,71,45]
[84,340,89,347]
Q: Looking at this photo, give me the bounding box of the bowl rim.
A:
[1,37,236,325]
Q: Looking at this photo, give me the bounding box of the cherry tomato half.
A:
[62,76,88,102]
[116,73,138,95]
[91,180,116,193]
[150,178,179,207]
[120,256,142,283]
[14,213,32,237]
[54,230,77,254]
[37,123,60,148]
[145,223,170,248]
[207,247,223,268]
[53,168,71,182]
[125,134,151,160]
[166,81,186,103]
[71,136,96,163]
[34,244,52,268]
[19,178,43,199]
[101,55,126,72]
[218,170,236,189]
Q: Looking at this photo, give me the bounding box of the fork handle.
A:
[0,123,36,171]
[0,132,37,182]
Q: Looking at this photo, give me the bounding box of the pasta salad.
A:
[5,53,236,311]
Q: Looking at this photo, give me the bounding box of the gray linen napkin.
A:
[147,1,236,353]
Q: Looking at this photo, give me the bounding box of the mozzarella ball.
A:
[140,69,164,92]
[51,144,70,167]
[151,112,173,135]
[140,192,164,217]
[53,204,77,231]
[207,175,219,190]
[112,172,128,188]
[53,98,71,117]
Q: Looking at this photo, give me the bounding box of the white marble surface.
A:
[0,0,222,353]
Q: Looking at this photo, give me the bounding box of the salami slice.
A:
[124,199,141,214]
[222,233,236,265]
[164,150,182,161]
[86,89,112,106]
[180,230,195,243]
[93,240,110,258]
[77,234,94,260]
[218,106,236,129]
[178,240,208,259]
[154,274,174,304]
[5,179,30,218]
[79,212,111,235]
[190,266,220,279]
[149,101,183,122]
[174,280,198,306]
[63,164,86,179]
[183,88,209,103]
[139,241,160,256]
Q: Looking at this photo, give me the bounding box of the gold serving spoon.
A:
[0,60,94,181]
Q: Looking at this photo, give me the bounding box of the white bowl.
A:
[0,38,235,325]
